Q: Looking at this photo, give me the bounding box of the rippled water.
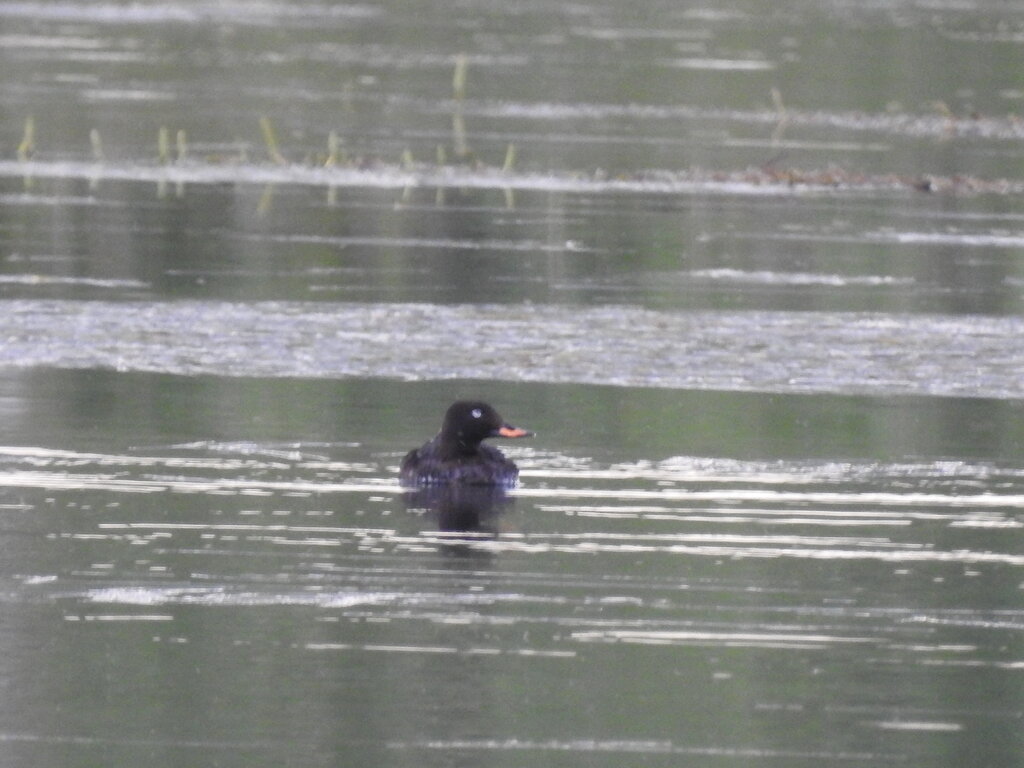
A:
[2,0,1023,766]
[1,430,1021,765]
[5,299,1024,397]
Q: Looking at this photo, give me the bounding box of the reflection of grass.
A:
[17,116,34,160]
[259,116,286,165]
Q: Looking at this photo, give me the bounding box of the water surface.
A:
[1,1,1023,767]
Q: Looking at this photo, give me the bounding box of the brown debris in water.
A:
[630,165,1022,196]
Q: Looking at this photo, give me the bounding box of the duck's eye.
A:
[471,408,483,419]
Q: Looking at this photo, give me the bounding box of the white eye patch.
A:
[471,408,483,418]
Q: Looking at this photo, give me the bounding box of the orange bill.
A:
[497,425,533,438]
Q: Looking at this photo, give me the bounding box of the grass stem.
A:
[90,129,105,162]
[157,127,170,164]
[176,129,188,163]
[502,143,516,172]
[17,116,35,160]
[260,116,287,165]
[453,53,468,101]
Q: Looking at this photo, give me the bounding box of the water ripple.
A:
[4,299,1024,397]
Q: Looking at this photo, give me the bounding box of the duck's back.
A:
[400,437,519,488]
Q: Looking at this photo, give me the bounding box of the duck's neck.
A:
[439,432,482,458]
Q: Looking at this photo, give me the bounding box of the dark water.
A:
[1,1,1023,766]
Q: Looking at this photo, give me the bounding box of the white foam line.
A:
[330,644,573,658]
[0,2,381,25]
[0,730,277,750]
[573,630,874,646]
[561,511,914,528]
[917,659,1024,670]
[5,467,1020,526]
[515,531,904,547]
[4,447,1002,506]
[634,515,912,527]
[0,274,149,288]
[517,486,1024,508]
[871,721,963,732]
[684,268,912,287]
[105,524,918,552]
[305,643,354,651]
[71,614,174,622]
[545,504,943,520]
[891,231,1024,248]
[386,738,888,760]
[0,445,291,470]
[0,159,879,198]
[730,229,1024,250]
[98,522,397,536]
[665,57,776,71]
[0,470,396,496]
[81,586,404,608]
[247,231,596,254]
[14,468,1012,510]
[400,535,1024,565]
[547,505,936,518]
[523,468,832,483]
[362,644,459,654]
[950,520,1024,529]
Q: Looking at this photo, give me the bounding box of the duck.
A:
[399,401,532,488]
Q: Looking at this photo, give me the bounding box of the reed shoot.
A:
[90,129,105,161]
[17,116,35,160]
[157,127,170,164]
[502,143,516,172]
[453,53,468,101]
[176,129,188,163]
[260,116,286,165]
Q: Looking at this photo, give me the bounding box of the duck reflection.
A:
[403,482,515,538]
